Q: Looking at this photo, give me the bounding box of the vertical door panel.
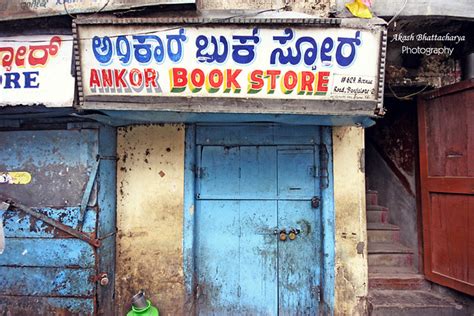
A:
[240,146,277,199]
[418,80,474,295]
[277,148,315,199]
[277,147,320,315]
[199,146,240,198]
[0,129,99,315]
[196,200,241,315]
[239,200,278,315]
[196,200,278,315]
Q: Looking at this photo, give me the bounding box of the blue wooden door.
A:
[194,126,322,315]
[0,125,116,315]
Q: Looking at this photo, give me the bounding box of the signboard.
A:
[0,35,74,107]
[78,24,383,105]
[0,0,195,21]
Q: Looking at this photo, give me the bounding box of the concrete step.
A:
[368,242,414,267]
[369,267,430,290]
[367,223,400,242]
[368,242,413,254]
[368,290,468,316]
[369,265,416,274]
[367,205,389,212]
[367,209,389,224]
[367,190,378,206]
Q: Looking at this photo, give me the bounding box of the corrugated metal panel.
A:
[0,126,117,315]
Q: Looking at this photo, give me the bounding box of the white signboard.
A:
[79,25,382,102]
[0,35,75,107]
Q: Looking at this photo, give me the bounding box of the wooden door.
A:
[418,80,474,295]
[194,125,324,315]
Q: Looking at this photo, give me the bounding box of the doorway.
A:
[187,124,334,315]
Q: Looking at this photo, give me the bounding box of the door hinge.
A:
[319,143,329,189]
[195,283,203,300]
[309,166,319,178]
[194,166,206,178]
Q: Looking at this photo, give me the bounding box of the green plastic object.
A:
[126,300,159,316]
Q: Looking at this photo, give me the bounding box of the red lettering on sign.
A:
[317,71,330,94]
[129,68,143,87]
[224,69,242,93]
[265,70,281,94]
[282,71,297,94]
[206,69,223,93]
[189,68,205,92]
[248,70,264,94]
[114,69,127,88]
[297,71,315,95]
[90,69,101,88]
[144,68,158,88]
[170,67,187,93]
[101,69,113,88]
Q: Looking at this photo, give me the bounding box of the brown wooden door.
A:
[418,79,474,295]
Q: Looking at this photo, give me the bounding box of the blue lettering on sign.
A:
[92,28,187,65]
[335,31,361,67]
[196,35,229,63]
[90,28,363,69]
[195,28,260,64]
[24,71,40,88]
[0,71,40,89]
[232,28,260,64]
[270,29,362,69]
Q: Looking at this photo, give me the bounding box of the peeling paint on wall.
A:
[116,124,185,315]
[333,126,368,316]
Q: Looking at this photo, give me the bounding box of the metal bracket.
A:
[78,157,101,231]
[194,166,206,179]
[0,195,101,248]
[313,285,322,302]
[308,166,319,178]
[319,144,329,189]
[311,196,321,209]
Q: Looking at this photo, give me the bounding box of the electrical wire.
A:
[0,6,287,44]
[387,0,408,26]
[388,83,429,100]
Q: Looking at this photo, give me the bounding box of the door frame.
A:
[183,123,335,315]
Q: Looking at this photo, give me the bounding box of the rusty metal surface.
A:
[0,127,103,315]
[0,129,98,207]
[0,196,100,247]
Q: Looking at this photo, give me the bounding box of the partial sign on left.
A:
[0,35,74,107]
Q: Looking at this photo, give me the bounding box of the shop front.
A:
[74,16,386,315]
[0,31,117,314]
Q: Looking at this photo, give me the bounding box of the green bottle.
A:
[127,291,159,316]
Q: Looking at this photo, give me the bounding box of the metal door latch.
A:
[311,196,320,208]
[92,273,109,286]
